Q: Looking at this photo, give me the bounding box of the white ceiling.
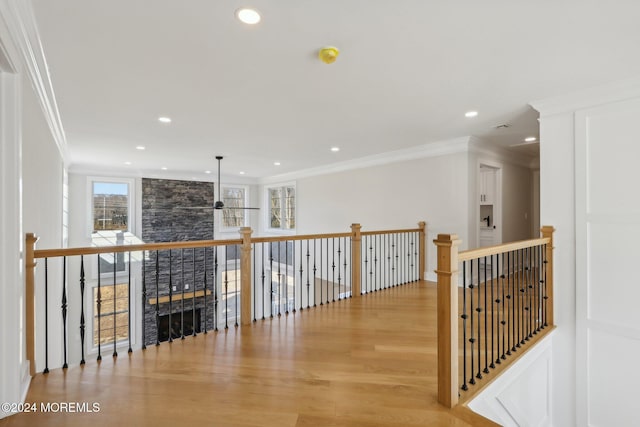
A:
[31,0,640,179]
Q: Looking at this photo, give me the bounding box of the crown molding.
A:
[68,164,260,185]
[530,75,640,118]
[259,137,471,184]
[0,0,68,164]
[469,136,536,169]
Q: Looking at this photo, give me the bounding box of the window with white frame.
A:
[267,185,295,230]
[93,283,129,346]
[221,186,247,229]
[89,178,135,275]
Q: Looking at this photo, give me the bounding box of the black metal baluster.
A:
[192,248,197,336]
[313,239,317,305]
[169,250,173,342]
[369,235,374,293]
[314,239,329,306]
[62,256,69,368]
[128,251,133,352]
[291,240,295,313]
[514,248,519,349]
[261,242,266,318]
[517,248,523,347]
[337,238,342,300]
[495,253,502,364]
[97,256,102,360]
[506,251,512,355]
[44,258,50,373]
[407,232,411,283]
[344,237,349,298]
[374,235,378,292]
[269,243,274,317]
[483,256,489,374]
[141,252,148,346]
[304,240,310,309]
[532,245,537,333]
[476,258,482,379]
[180,249,185,339]
[278,241,282,315]
[489,255,495,369]
[294,240,302,312]
[543,244,548,327]
[155,250,160,345]
[79,256,86,363]
[413,232,420,280]
[253,244,257,321]
[469,259,475,385]
[235,249,239,327]
[112,252,118,357]
[461,260,468,391]
[527,246,533,339]
[382,234,386,290]
[326,237,330,303]
[204,248,208,332]
[224,246,229,328]
[500,253,506,360]
[332,238,336,302]
[214,247,219,332]
[394,233,400,286]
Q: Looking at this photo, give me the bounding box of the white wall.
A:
[468,332,554,426]
[531,77,640,427]
[0,0,65,416]
[294,151,471,280]
[22,76,65,373]
[0,45,25,419]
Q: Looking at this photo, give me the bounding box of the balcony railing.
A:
[434,226,555,407]
[25,221,426,375]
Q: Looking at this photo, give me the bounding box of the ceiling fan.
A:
[214,156,259,210]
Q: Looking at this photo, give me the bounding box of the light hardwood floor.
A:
[2,281,497,427]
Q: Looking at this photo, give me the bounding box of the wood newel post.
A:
[26,233,39,376]
[541,225,555,327]
[351,223,362,297]
[434,233,460,408]
[239,227,253,326]
[418,221,426,281]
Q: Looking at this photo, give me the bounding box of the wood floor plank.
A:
[1,281,498,427]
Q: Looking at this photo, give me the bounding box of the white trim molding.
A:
[531,75,640,118]
[0,0,68,164]
[260,137,471,184]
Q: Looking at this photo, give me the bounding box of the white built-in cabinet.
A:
[479,168,496,205]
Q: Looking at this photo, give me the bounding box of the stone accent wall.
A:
[141,178,217,345]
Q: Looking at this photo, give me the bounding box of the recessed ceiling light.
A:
[161,167,168,170]
[236,8,261,25]
[274,162,281,166]
[331,147,340,152]
[158,117,172,123]
[239,171,245,175]
[525,136,537,142]
[136,145,146,150]
[124,161,132,165]
[205,170,211,174]
[465,111,478,118]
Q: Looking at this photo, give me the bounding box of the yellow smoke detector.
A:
[318,46,340,64]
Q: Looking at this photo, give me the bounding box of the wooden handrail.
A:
[361,227,422,236]
[33,228,423,258]
[251,232,351,243]
[459,237,551,262]
[33,238,244,259]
